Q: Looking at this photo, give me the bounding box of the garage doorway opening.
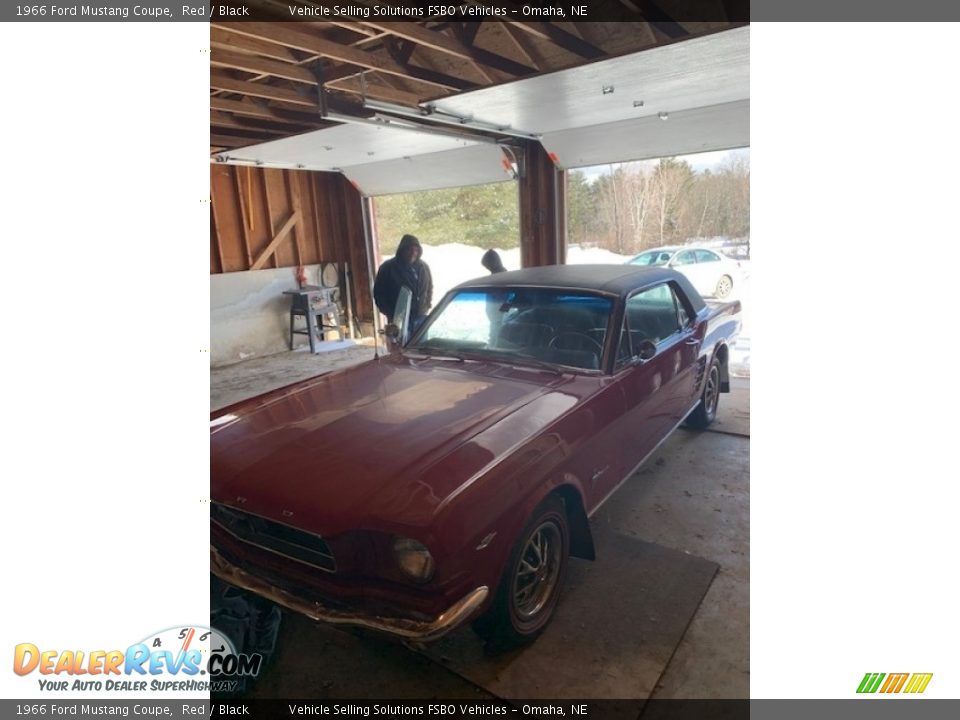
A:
[565,148,750,377]
[371,180,519,307]
[566,148,750,266]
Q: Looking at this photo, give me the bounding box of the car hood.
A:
[210,356,571,535]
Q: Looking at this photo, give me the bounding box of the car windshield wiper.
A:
[453,347,564,376]
[406,346,466,362]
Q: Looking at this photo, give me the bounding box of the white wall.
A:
[210,264,322,366]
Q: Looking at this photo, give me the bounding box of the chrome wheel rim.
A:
[717,277,732,297]
[512,521,562,620]
[705,365,720,417]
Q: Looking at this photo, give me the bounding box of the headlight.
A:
[392,537,435,581]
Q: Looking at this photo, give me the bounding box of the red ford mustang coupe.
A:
[211,265,741,646]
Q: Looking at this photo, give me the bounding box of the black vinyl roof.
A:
[456,264,706,312]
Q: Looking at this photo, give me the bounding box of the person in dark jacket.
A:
[374,234,433,330]
[481,248,507,274]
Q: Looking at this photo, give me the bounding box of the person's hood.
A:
[396,234,422,259]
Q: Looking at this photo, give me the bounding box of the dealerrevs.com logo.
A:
[13,626,262,694]
[857,672,933,694]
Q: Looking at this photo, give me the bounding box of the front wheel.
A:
[715,275,733,298]
[472,496,569,648]
[687,357,721,429]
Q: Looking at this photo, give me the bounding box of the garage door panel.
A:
[342,144,512,196]
[542,100,749,170]
[426,26,749,136]
[215,123,480,173]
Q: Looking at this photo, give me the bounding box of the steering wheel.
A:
[549,332,604,355]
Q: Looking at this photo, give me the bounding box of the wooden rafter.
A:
[382,39,479,92]
[498,20,543,71]
[361,20,535,79]
[211,97,326,126]
[325,74,424,106]
[214,22,456,93]
[210,72,319,107]
[211,111,294,136]
[210,133,261,149]
[503,21,606,59]
[210,27,299,62]
[211,49,316,84]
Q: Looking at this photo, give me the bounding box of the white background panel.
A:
[427,26,749,135]
[342,143,512,196]
[543,100,750,169]
[216,122,479,171]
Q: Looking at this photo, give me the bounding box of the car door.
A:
[615,283,701,475]
[694,249,724,295]
[669,249,706,294]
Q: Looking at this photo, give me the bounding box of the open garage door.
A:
[542,99,749,169]
[424,26,749,168]
[214,26,746,196]
[214,122,513,196]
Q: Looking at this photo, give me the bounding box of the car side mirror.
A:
[636,340,657,361]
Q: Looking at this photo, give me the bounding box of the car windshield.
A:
[409,288,613,372]
[630,250,671,266]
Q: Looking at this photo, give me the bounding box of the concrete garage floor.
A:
[211,350,749,701]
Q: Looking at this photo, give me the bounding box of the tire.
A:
[472,495,569,648]
[715,275,733,298]
[687,356,721,429]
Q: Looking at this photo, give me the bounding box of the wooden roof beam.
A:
[360,20,535,79]
[210,72,319,107]
[210,97,326,125]
[504,21,606,59]
[210,27,299,62]
[325,75,425,106]
[210,133,260,149]
[211,49,316,84]
[213,22,457,92]
[211,111,312,136]
[498,20,543,71]
[383,38,480,92]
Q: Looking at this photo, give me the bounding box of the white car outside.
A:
[626,246,741,298]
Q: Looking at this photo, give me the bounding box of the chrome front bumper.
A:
[211,547,488,642]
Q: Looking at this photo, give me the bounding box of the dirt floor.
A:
[210,351,749,700]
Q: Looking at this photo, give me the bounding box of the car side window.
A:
[672,250,697,266]
[624,284,683,349]
[694,249,720,263]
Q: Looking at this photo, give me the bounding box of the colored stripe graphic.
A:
[904,673,933,694]
[880,673,909,693]
[857,673,885,693]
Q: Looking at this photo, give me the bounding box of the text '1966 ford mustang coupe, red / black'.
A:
[211,265,741,647]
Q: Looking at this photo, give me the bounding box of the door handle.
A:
[685,337,701,346]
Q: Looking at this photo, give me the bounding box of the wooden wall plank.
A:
[210,164,247,272]
[210,164,375,324]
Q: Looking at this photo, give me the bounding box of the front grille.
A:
[211,503,336,572]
